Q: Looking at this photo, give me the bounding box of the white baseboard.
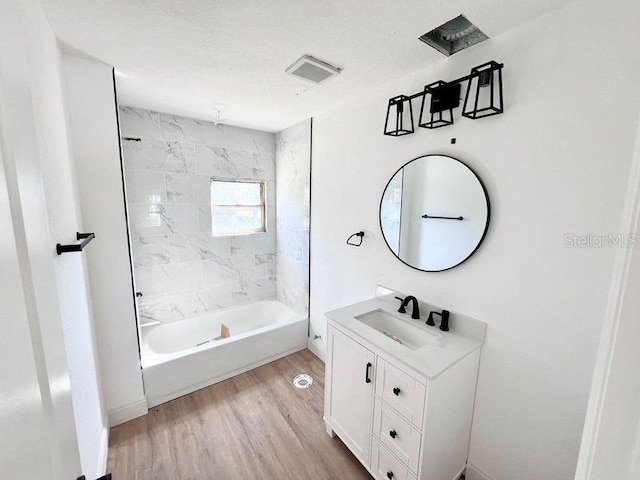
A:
[97,426,109,477]
[465,463,494,480]
[108,398,148,427]
[307,338,325,362]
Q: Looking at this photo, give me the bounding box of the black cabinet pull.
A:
[387,472,394,479]
[393,387,401,396]
[365,362,372,383]
[389,430,397,439]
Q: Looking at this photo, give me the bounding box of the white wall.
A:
[0,0,89,478]
[310,0,640,479]
[63,57,147,426]
[50,66,107,480]
[34,51,108,478]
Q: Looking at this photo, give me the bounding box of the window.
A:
[210,180,266,236]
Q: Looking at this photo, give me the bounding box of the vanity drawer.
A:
[371,436,417,480]
[375,359,426,427]
[374,398,421,473]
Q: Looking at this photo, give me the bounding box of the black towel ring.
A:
[346,231,365,247]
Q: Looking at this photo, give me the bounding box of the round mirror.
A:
[380,154,490,272]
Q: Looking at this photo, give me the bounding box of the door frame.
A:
[575,114,640,479]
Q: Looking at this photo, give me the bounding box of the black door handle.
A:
[387,472,394,479]
[365,362,372,383]
[389,430,397,439]
[393,387,401,396]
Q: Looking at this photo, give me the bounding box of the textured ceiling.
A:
[41,0,571,132]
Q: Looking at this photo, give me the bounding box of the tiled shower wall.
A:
[276,120,311,315]
[119,107,277,324]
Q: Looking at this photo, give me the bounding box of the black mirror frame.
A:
[379,153,491,272]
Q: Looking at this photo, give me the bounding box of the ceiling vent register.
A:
[286,55,341,84]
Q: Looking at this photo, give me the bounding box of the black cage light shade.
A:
[384,95,414,136]
[462,61,504,119]
[419,81,458,129]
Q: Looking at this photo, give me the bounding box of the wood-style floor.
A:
[107,349,372,479]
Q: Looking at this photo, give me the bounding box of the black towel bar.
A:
[422,214,464,221]
[57,232,95,255]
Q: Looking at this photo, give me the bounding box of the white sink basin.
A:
[355,309,440,350]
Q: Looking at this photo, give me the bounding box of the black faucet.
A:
[427,309,450,331]
[397,295,420,320]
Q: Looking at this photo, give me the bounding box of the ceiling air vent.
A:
[286,55,341,84]
[419,15,488,56]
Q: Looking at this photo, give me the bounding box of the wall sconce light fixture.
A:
[384,60,504,137]
[384,95,414,136]
[462,61,504,119]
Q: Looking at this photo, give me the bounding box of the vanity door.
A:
[326,326,376,468]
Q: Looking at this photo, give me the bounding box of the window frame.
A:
[210,178,267,237]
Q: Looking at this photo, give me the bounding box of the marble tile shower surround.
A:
[276,119,311,316]
[120,107,278,325]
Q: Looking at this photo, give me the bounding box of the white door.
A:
[0,3,84,478]
[326,326,376,467]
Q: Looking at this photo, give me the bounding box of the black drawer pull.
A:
[389,430,397,439]
[387,472,394,479]
[393,387,401,396]
[365,362,372,383]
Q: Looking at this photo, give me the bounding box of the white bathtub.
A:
[141,300,308,407]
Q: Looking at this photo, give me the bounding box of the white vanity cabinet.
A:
[324,312,482,480]
[324,327,376,466]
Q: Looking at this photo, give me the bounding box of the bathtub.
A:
[141,300,308,407]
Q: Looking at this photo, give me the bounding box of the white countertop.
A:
[325,295,484,379]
